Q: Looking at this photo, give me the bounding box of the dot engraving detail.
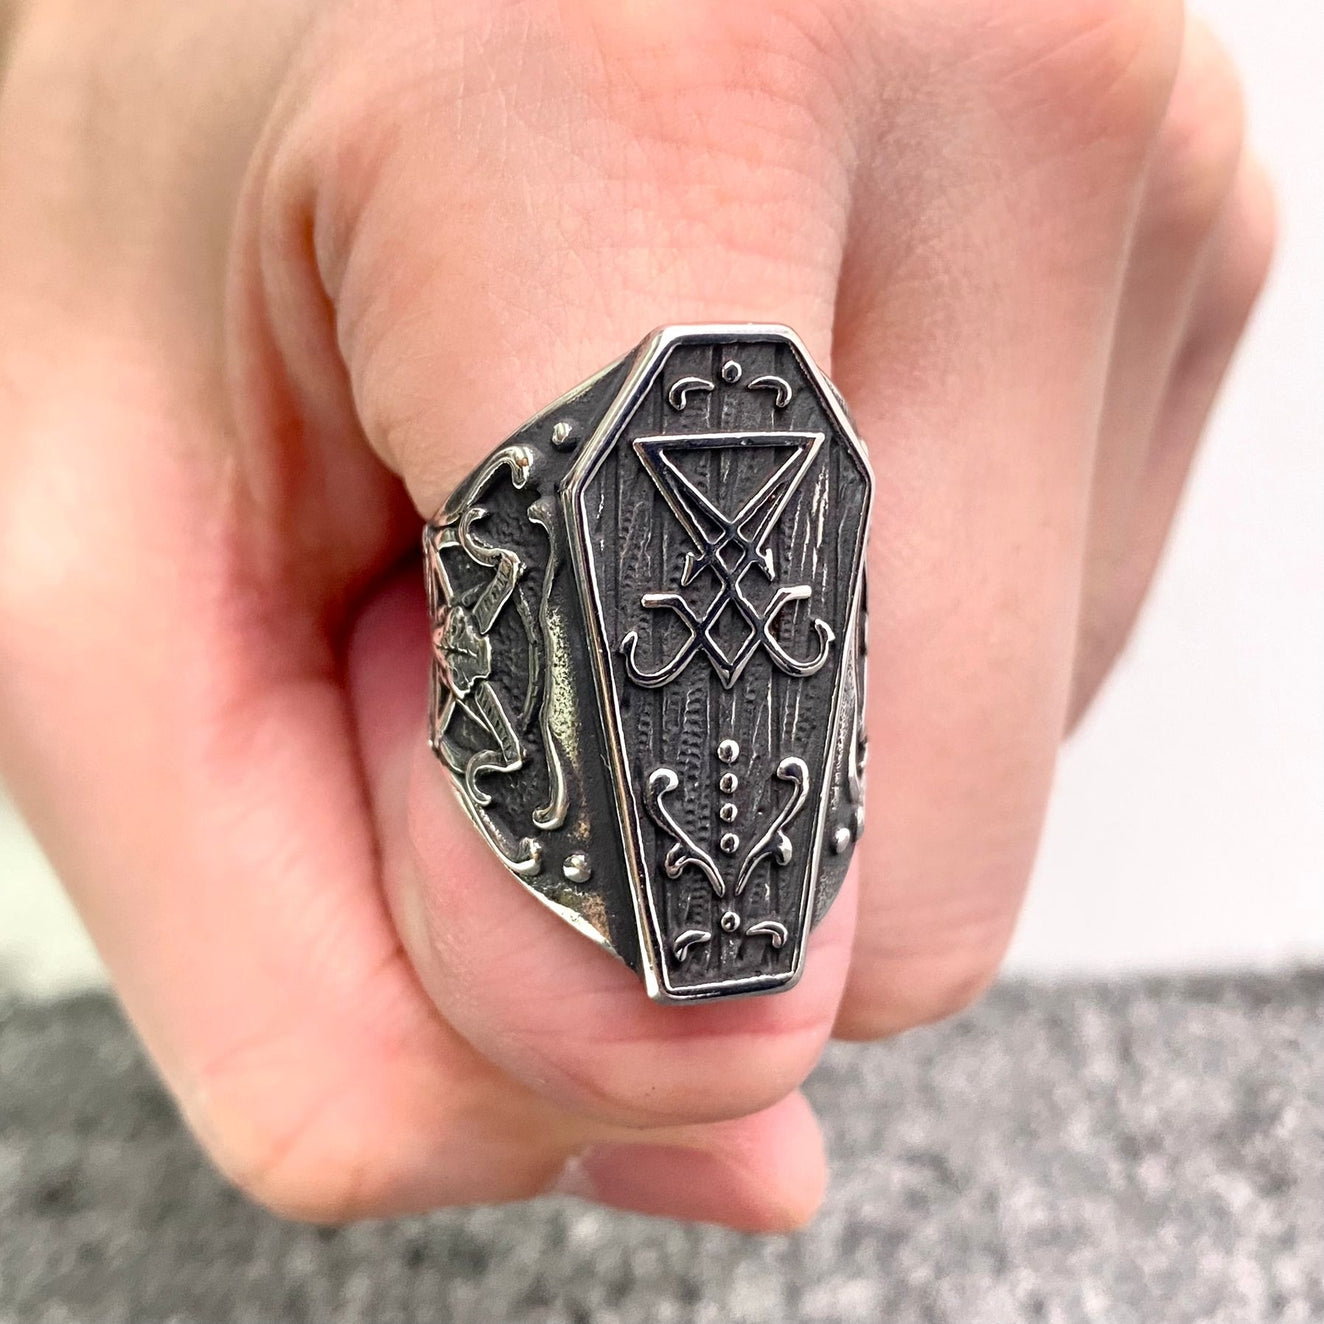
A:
[562,852,593,883]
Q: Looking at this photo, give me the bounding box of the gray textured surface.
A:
[1,973,1320,1324]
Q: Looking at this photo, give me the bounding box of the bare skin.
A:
[0,0,1273,1229]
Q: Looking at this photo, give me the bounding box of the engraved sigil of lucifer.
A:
[620,431,836,691]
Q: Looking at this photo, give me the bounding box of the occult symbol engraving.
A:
[620,432,836,690]
[644,757,809,962]
[427,447,570,879]
[429,454,530,798]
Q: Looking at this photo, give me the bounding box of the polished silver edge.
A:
[779,331,875,993]
[561,323,875,1003]
[559,332,667,997]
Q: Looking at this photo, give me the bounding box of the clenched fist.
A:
[0,0,1272,1228]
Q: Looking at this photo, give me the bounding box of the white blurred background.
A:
[1,0,1321,998]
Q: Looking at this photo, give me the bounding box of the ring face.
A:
[425,326,872,1002]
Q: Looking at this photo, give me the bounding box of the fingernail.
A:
[550,1144,717,1217]
[548,1150,599,1201]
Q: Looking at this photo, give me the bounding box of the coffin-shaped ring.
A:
[423,324,873,1002]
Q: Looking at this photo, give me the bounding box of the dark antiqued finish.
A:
[425,326,873,1001]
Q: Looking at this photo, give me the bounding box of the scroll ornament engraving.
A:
[427,447,569,878]
[644,756,809,963]
[643,768,727,899]
[666,366,793,412]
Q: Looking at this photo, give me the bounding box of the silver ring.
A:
[424,324,872,1002]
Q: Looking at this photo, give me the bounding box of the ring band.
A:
[424,324,872,1002]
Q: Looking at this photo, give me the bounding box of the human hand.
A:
[0,0,1273,1228]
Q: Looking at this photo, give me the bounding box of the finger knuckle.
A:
[211,1132,358,1224]
[0,462,66,660]
[0,532,30,651]
[1180,157,1277,358]
[185,1050,378,1223]
[205,1117,368,1224]
[1230,162,1279,308]
[264,0,857,497]
[583,0,868,94]
[954,0,1184,153]
[309,0,864,161]
[564,0,868,211]
[835,934,1005,1040]
[1071,589,1135,720]
[1143,22,1247,245]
